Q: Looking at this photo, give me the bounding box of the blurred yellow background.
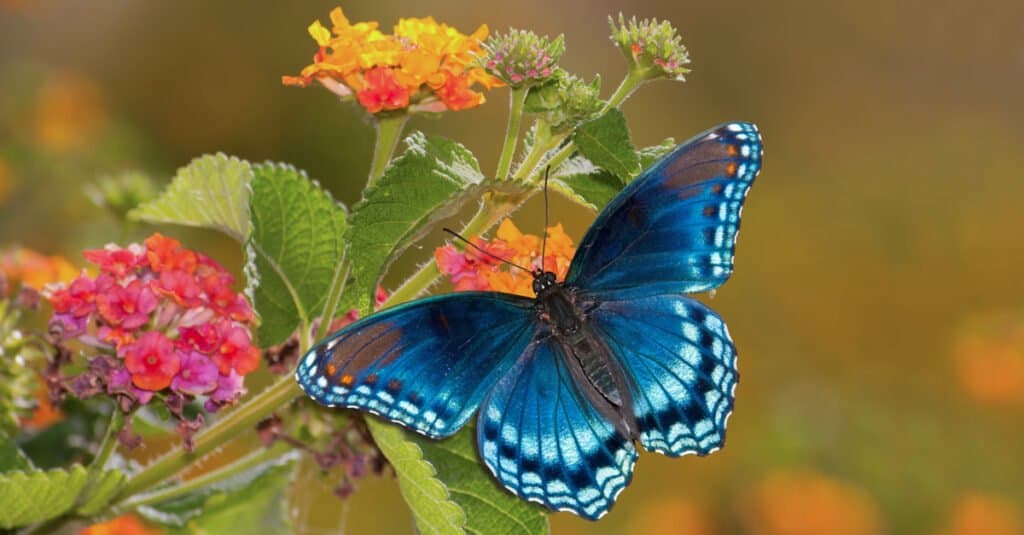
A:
[1,1,1022,534]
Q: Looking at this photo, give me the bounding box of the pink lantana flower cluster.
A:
[44,233,260,447]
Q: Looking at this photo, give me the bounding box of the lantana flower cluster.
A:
[283,7,503,114]
[609,14,692,81]
[44,234,260,447]
[435,220,576,297]
[480,29,564,87]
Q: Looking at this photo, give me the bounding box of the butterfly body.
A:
[533,273,639,440]
[297,122,763,519]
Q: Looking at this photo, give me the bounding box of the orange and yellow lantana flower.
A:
[283,7,502,114]
[435,220,576,298]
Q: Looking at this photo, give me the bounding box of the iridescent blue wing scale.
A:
[477,334,638,520]
[296,292,534,438]
[565,122,763,295]
[584,290,738,456]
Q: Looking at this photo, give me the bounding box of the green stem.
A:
[90,408,124,473]
[603,68,649,112]
[313,256,350,345]
[511,121,563,182]
[495,86,528,180]
[383,261,440,308]
[112,375,301,504]
[118,442,293,511]
[368,114,409,187]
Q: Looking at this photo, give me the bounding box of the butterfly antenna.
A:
[539,166,551,271]
[442,228,532,273]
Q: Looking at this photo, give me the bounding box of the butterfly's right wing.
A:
[296,292,535,438]
[583,290,738,457]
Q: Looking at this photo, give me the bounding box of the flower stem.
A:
[368,114,409,187]
[495,86,528,179]
[90,408,124,473]
[117,442,294,511]
[112,375,301,504]
[313,256,350,345]
[383,260,440,308]
[511,120,563,182]
[603,68,648,112]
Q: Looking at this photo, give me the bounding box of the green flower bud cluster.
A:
[481,29,565,87]
[524,69,604,131]
[609,14,691,81]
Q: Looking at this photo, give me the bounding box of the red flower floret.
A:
[123,331,181,391]
[212,319,261,376]
[84,244,146,277]
[96,279,158,329]
[357,67,410,113]
[49,272,98,317]
[145,233,197,273]
[152,269,204,307]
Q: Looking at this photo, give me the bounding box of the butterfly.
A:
[296,122,762,519]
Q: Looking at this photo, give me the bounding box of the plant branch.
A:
[112,375,301,505]
[313,255,350,345]
[511,120,564,182]
[368,114,409,187]
[90,407,124,474]
[495,86,528,180]
[117,442,294,511]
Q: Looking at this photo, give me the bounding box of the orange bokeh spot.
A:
[742,469,882,535]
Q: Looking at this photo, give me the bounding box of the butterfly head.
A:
[531,270,558,296]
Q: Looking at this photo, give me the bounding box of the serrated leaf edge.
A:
[128,152,254,241]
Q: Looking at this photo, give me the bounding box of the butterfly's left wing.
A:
[477,334,639,520]
[565,122,762,296]
[583,290,738,457]
[296,292,535,438]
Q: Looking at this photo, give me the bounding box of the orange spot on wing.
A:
[340,374,354,386]
[325,364,337,376]
[727,145,738,156]
[365,373,379,385]
[726,163,738,176]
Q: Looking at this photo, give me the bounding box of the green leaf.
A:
[552,156,623,211]
[0,434,33,472]
[129,153,254,241]
[417,426,549,535]
[368,419,466,535]
[246,163,348,345]
[75,469,127,516]
[345,132,484,313]
[0,465,89,528]
[638,137,677,169]
[571,109,640,183]
[369,420,549,535]
[138,450,300,529]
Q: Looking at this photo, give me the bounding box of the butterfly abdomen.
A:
[536,282,638,440]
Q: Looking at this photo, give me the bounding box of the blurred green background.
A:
[2,1,1022,534]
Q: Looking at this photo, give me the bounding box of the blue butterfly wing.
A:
[565,122,762,295]
[296,292,534,438]
[583,290,738,456]
[477,334,638,520]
